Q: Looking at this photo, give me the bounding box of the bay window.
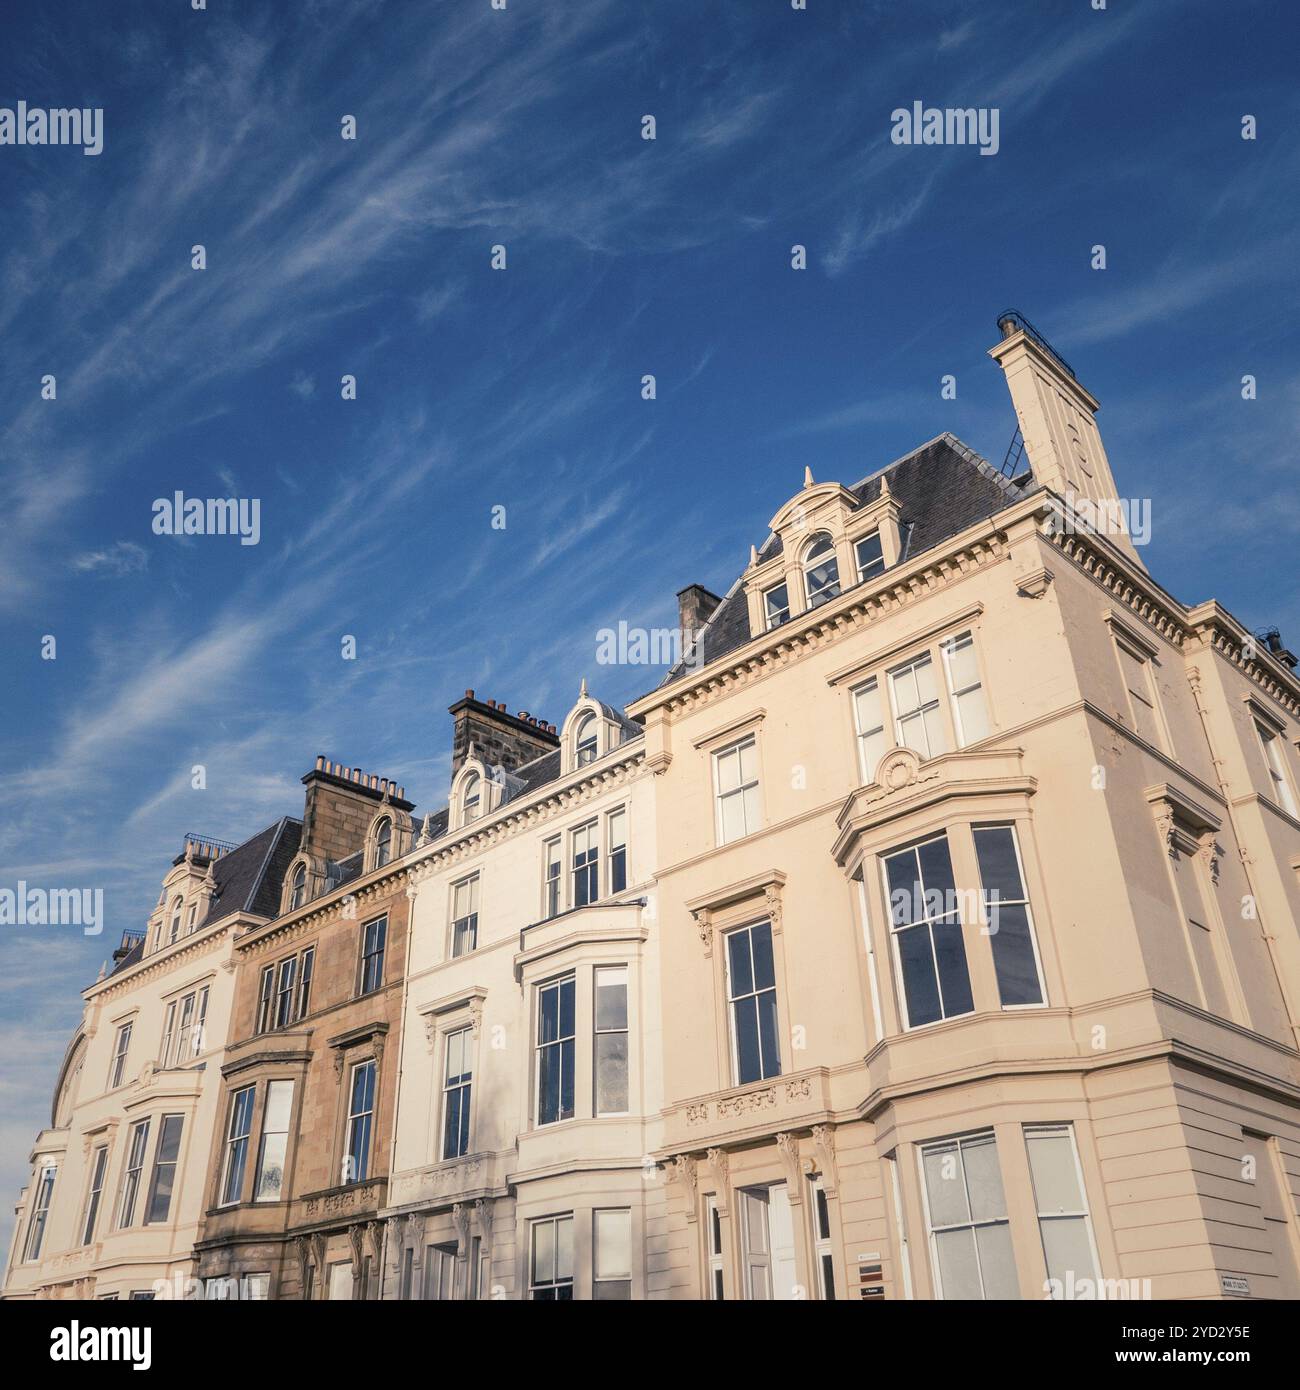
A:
[883,834,972,1029]
[919,1131,1018,1299]
[535,974,575,1126]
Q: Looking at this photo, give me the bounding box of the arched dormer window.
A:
[802,532,840,609]
[575,713,599,767]
[168,896,184,945]
[289,863,307,911]
[462,773,481,826]
[374,817,393,869]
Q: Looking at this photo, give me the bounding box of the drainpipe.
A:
[1188,666,1300,1048]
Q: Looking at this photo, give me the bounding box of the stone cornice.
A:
[406,750,648,891]
[84,916,244,1003]
[1185,601,1300,719]
[629,524,1012,723]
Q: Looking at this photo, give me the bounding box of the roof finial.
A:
[803,465,815,489]
[580,676,588,698]
[749,543,759,567]
[879,473,892,498]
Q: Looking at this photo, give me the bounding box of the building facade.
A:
[6,315,1300,1301]
[3,824,299,1300]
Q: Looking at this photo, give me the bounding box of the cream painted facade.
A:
[7,319,1300,1304]
[3,840,265,1300]
[381,693,664,1300]
[627,322,1300,1302]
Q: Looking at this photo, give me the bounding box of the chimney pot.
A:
[466,688,475,700]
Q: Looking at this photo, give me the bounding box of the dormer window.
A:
[168,897,183,945]
[289,863,307,911]
[374,817,393,868]
[855,530,885,581]
[575,713,599,767]
[802,533,840,608]
[462,773,481,825]
[763,582,791,630]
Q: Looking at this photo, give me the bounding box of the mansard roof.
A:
[662,432,1031,684]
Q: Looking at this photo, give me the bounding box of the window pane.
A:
[1026,1130,1084,1213]
[934,1227,982,1299]
[917,835,957,898]
[987,903,1042,1006]
[922,1145,970,1227]
[734,996,762,1084]
[955,687,990,743]
[555,1216,574,1281]
[943,633,980,690]
[896,924,942,1027]
[756,990,780,1078]
[961,1135,1008,1223]
[974,1221,1019,1298]
[716,747,740,794]
[933,918,974,1016]
[973,827,1021,901]
[594,1209,632,1280]
[1041,1216,1096,1289]
[750,923,775,990]
[595,1033,628,1113]
[727,930,754,997]
[595,969,628,1030]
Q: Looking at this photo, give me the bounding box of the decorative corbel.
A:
[810,1124,839,1198]
[776,1132,804,1201]
[309,1233,327,1295]
[404,1211,422,1247]
[474,1197,493,1246]
[365,1219,384,1266]
[468,996,485,1038]
[332,1049,345,1081]
[764,883,783,936]
[453,1202,471,1254]
[705,1148,730,1215]
[692,907,713,958]
[1199,831,1223,886]
[423,1013,438,1054]
[347,1223,365,1277]
[667,1153,700,1222]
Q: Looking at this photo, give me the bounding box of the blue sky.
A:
[1,0,1297,1248]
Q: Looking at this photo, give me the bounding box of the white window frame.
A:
[593,965,630,1117]
[606,807,628,894]
[571,820,599,907]
[144,1113,184,1225]
[763,580,791,630]
[220,1086,254,1207]
[940,630,991,747]
[1256,719,1298,816]
[359,915,387,995]
[855,529,885,581]
[593,1207,633,1300]
[81,1144,109,1246]
[574,713,599,768]
[543,836,562,918]
[704,1194,725,1299]
[534,973,576,1127]
[973,823,1048,1010]
[441,1025,473,1160]
[254,1079,294,1203]
[450,874,480,958]
[917,1130,1017,1301]
[887,650,948,760]
[108,1021,133,1089]
[724,921,781,1085]
[809,1175,836,1300]
[345,1059,376,1183]
[1024,1124,1102,1297]
[528,1213,574,1299]
[851,677,887,785]
[802,532,841,609]
[116,1118,151,1229]
[24,1163,57,1262]
[713,734,761,845]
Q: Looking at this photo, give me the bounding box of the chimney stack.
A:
[448,693,559,777]
[677,584,722,639]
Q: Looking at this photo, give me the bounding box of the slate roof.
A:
[108,818,301,978]
[662,432,1032,684]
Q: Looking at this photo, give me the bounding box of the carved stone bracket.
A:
[764,884,783,936]
[666,1153,699,1221]
[776,1131,804,1200]
[293,1234,310,1291]
[347,1222,365,1277]
[365,1219,384,1265]
[692,907,713,958]
[453,1201,471,1253]
[474,1197,493,1246]
[1199,831,1223,886]
[810,1124,839,1198]
[705,1148,730,1216]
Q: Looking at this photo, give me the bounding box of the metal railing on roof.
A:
[995,310,1076,380]
[183,832,238,857]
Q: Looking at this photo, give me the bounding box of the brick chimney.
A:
[300,757,414,864]
[449,690,559,777]
[677,584,722,637]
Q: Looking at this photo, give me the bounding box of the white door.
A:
[740,1183,799,1300]
[769,1183,798,1299]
